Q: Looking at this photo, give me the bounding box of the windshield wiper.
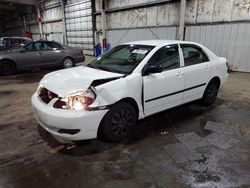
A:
[87,63,97,69]
[97,66,117,73]
[98,65,128,74]
[87,63,128,74]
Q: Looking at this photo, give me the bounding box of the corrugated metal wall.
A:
[3,14,27,36]
[65,0,94,55]
[41,0,64,44]
[107,26,177,48]
[26,10,40,39]
[185,22,250,72]
[95,0,250,72]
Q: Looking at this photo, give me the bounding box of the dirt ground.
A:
[0,61,250,188]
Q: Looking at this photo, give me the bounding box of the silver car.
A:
[0,36,32,51]
[0,40,85,75]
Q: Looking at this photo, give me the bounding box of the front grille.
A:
[39,87,58,104]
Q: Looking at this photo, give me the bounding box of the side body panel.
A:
[143,68,184,116]
[16,50,43,69]
[42,49,65,66]
[181,63,210,103]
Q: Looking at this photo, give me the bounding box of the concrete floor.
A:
[0,61,250,187]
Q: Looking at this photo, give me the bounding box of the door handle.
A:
[176,71,184,77]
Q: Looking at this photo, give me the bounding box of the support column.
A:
[178,0,186,40]
[36,3,43,39]
[60,0,67,45]
[100,0,107,53]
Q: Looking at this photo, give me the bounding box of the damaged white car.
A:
[31,40,228,142]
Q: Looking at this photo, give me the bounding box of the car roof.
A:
[0,36,32,40]
[34,40,58,43]
[123,40,199,47]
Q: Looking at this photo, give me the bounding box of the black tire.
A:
[201,79,220,106]
[0,60,16,76]
[100,102,137,142]
[62,57,75,69]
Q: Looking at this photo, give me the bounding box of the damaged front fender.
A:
[89,73,144,119]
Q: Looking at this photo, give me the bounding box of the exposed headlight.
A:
[54,87,96,110]
[36,84,43,95]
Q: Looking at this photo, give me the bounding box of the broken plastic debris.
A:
[161,131,168,135]
[66,144,76,150]
[49,145,65,154]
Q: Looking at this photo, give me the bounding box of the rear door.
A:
[180,44,212,103]
[42,41,65,66]
[16,42,43,69]
[143,44,184,116]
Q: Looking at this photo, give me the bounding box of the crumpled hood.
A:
[40,66,124,97]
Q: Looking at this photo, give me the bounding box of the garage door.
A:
[65,0,94,55]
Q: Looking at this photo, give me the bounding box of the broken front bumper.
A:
[31,94,108,141]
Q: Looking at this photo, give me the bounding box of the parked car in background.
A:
[0,40,85,75]
[0,45,6,51]
[0,36,32,51]
[31,40,228,142]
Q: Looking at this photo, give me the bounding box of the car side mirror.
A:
[143,65,163,76]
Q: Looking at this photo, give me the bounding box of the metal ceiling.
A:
[0,0,37,22]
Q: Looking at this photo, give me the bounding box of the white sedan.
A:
[31,40,228,142]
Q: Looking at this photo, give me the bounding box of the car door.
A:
[42,41,65,66]
[180,44,211,103]
[16,42,43,69]
[143,44,184,116]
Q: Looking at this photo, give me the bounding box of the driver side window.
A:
[24,43,33,51]
[44,42,62,50]
[24,42,43,51]
[149,45,180,71]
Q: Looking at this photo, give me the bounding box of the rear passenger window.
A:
[44,42,62,50]
[24,42,43,51]
[181,45,209,66]
[149,45,180,71]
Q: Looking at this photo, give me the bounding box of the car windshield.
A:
[87,44,154,74]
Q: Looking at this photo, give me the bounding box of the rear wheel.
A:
[101,102,137,142]
[62,57,75,69]
[201,79,220,106]
[0,60,16,76]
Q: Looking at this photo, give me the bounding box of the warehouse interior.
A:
[1,0,250,71]
[0,0,250,187]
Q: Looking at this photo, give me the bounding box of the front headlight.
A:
[54,87,96,110]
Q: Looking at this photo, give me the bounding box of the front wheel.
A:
[62,57,75,69]
[201,80,220,106]
[101,102,137,142]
